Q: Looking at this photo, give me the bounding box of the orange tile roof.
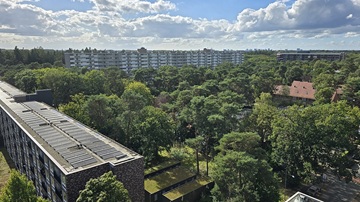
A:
[331,86,343,102]
[274,81,316,100]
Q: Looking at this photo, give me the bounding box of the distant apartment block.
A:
[64,47,244,71]
[277,52,345,62]
[0,81,144,202]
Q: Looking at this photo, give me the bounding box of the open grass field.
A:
[0,147,14,190]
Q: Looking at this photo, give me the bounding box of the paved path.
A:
[316,173,360,202]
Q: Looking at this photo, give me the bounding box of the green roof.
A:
[163,177,213,201]
[144,166,195,194]
[145,160,180,176]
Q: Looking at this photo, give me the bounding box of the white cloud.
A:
[234,0,360,32]
[1,0,360,50]
[345,32,360,37]
[90,0,176,13]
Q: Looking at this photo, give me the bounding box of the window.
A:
[61,174,66,190]
[154,194,158,201]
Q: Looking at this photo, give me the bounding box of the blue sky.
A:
[1,0,359,50]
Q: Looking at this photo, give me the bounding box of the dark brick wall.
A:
[0,133,3,147]
[111,157,145,202]
[66,158,144,202]
[66,163,109,202]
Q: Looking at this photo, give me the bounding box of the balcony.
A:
[39,156,44,164]
[54,172,61,184]
[40,167,46,179]
[55,187,63,199]
[41,181,47,192]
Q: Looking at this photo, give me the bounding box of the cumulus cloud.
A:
[0,1,57,36]
[90,0,176,13]
[1,0,360,50]
[234,1,294,32]
[234,0,360,32]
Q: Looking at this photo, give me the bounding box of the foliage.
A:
[271,101,360,183]
[14,69,37,93]
[249,93,278,147]
[0,170,47,202]
[212,132,279,202]
[343,76,360,106]
[5,50,360,194]
[186,136,205,175]
[133,106,175,163]
[77,171,130,202]
[58,94,89,124]
[83,70,105,95]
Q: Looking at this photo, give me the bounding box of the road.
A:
[312,173,360,202]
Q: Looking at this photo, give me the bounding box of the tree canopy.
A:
[76,171,130,202]
[5,50,360,201]
[0,170,48,202]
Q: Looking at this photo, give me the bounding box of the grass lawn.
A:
[144,166,196,194]
[0,147,14,190]
[144,160,179,176]
[163,176,213,201]
[159,145,215,177]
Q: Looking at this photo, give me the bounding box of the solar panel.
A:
[13,101,127,167]
[80,138,98,144]
[66,152,91,161]
[72,158,97,168]
[97,148,118,156]
[61,149,86,158]
[101,152,126,160]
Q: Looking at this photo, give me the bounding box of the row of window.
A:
[0,109,68,202]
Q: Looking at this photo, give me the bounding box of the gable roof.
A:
[274,81,316,100]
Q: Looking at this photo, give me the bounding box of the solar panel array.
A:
[19,102,126,166]
[55,121,126,160]
[12,103,98,168]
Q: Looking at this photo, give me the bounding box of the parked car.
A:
[307,185,321,196]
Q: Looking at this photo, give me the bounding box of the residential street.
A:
[309,173,360,202]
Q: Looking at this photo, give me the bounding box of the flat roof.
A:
[277,52,343,55]
[144,160,179,176]
[163,177,213,201]
[144,166,196,194]
[0,81,142,174]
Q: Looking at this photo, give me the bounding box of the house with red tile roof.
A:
[274,81,343,105]
[330,87,343,102]
[274,81,316,104]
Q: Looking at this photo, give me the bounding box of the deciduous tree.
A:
[0,170,47,202]
[77,171,130,202]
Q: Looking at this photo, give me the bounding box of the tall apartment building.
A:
[64,48,244,71]
[277,52,345,62]
[0,81,144,202]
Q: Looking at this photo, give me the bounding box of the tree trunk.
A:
[196,149,199,175]
[206,156,209,176]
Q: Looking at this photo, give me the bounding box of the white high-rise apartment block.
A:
[64,48,244,71]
